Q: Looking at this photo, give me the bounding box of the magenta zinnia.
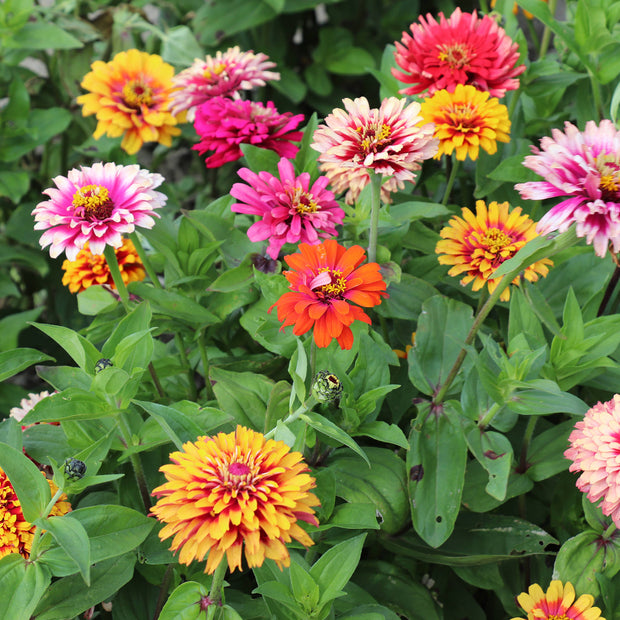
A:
[151,426,320,574]
[516,120,620,257]
[171,47,279,120]
[311,96,438,204]
[393,8,525,98]
[565,394,620,526]
[32,162,166,260]
[193,97,304,168]
[230,157,344,259]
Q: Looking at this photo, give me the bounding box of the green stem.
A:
[264,395,318,440]
[118,412,152,512]
[477,402,503,430]
[367,171,383,263]
[603,522,617,539]
[130,231,162,289]
[175,332,197,401]
[478,0,488,12]
[507,89,522,121]
[441,158,460,206]
[148,362,166,399]
[588,68,603,120]
[539,0,557,59]
[198,330,215,401]
[152,564,174,620]
[519,416,538,473]
[434,273,512,404]
[103,245,130,310]
[206,557,228,619]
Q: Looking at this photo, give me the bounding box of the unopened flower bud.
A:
[64,457,87,481]
[95,358,113,374]
[312,370,343,405]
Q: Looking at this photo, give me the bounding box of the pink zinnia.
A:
[170,47,280,120]
[393,8,525,98]
[311,96,438,204]
[230,157,345,259]
[193,97,304,169]
[516,120,620,257]
[32,162,166,260]
[565,395,620,526]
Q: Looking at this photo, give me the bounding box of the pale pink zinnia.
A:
[33,162,166,260]
[311,96,438,204]
[516,120,620,257]
[565,395,620,526]
[230,157,345,259]
[170,47,280,120]
[10,391,55,423]
[193,97,304,169]
[393,8,525,98]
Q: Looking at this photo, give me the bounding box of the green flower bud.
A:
[63,457,87,481]
[312,370,343,405]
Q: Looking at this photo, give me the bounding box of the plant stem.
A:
[206,557,228,619]
[118,411,152,512]
[175,332,197,401]
[367,171,383,263]
[603,522,617,539]
[264,395,318,440]
[539,0,557,59]
[478,0,488,12]
[441,158,460,206]
[103,245,130,310]
[518,416,538,473]
[152,564,174,620]
[199,330,215,401]
[598,262,620,316]
[148,362,166,399]
[477,402,502,430]
[130,231,162,289]
[434,273,512,404]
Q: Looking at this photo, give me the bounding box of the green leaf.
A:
[408,403,467,547]
[290,560,320,614]
[526,420,574,481]
[0,417,22,451]
[0,554,50,620]
[8,21,83,49]
[299,410,369,466]
[264,381,292,434]
[0,348,54,381]
[240,143,282,176]
[0,169,29,203]
[324,46,376,75]
[32,553,136,620]
[77,286,117,316]
[32,323,100,373]
[289,338,307,408]
[160,25,204,68]
[22,389,115,424]
[0,442,51,522]
[158,581,206,620]
[506,379,589,416]
[353,421,409,450]
[316,502,380,531]
[34,515,90,585]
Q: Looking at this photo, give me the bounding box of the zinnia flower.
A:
[230,157,345,259]
[515,120,620,258]
[565,394,620,526]
[151,426,320,574]
[419,84,511,161]
[32,162,166,261]
[10,391,55,423]
[0,468,71,559]
[77,49,181,155]
[270,240,388,349]
[311,96,438,204]
[193,97,304,168]
[511,580,604,620]
[436,200,552,301]
[171,47,279,120]
[61,238,145,293]
[393,8,525,98]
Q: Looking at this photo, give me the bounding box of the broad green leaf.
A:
[160,25,204,68]
[32,323,100,373]
[0,442,50,522]
[408,403,467,547]
[8,21,82,49]
[0,554,50,620]
[112,329,154,372]
[506,379,589,416]
[36,365,92,392]
[290,560,320,614]
[0,348,54,381]
[526,420,575,481]
[158,581,206,620]
[374,274,439,321]
[34,515,90,585]
[77,286,117,316]
[315,502,380,531]
[352,421,409,450]
[289,338,307,408]
[264,381,292,434]
[240,143,282,176]
[22,389,115,424]
[101,302,152,358]
[0,308,43,352]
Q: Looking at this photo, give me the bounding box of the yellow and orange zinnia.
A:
[420,84,510,161]
[0,468,71,559]
[271,240,388,350]
[61,237,145,294]
[436,200,552,301]
[150,426,320,574]
[77,49,181,155]
[511,580,605,620]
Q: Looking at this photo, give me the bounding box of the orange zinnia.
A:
[271,240,388,350]
[151,426,320,574]
[436,200,552,301]
[77,49,181,155]
[61,237,145,293]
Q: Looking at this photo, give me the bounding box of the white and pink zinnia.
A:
[231,158,344,259]
[516,120,620,257]
[32,162,166,261]
[565,395,620,526]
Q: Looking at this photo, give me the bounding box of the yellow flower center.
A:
[122,81,153,109]
[481,227,512,253]
[292,188,319,214]
[357,123,392,153]
[546,615,568,620]
[72,184,114,221]
[203,62,227,81]
[447,104,478,130]
[438,43,472,69]
[317,267,347,297]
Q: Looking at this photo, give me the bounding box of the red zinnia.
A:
[193,97,304,168]
[393,8,525,98]
[270,240,387,350]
